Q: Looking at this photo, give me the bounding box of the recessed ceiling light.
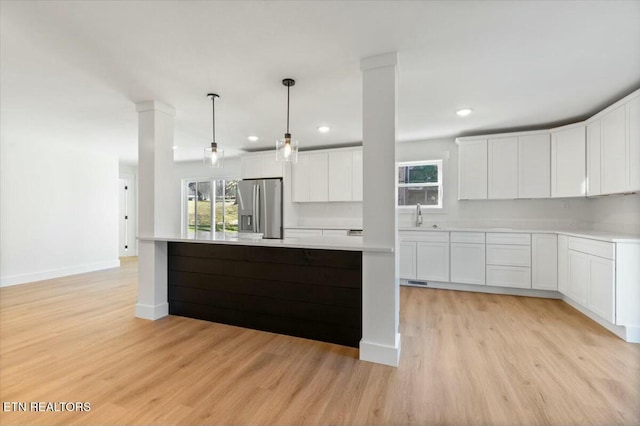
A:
[456,108,473,117]
[172,145,178,150]
[318,126,330,133]
[248,135,259,142]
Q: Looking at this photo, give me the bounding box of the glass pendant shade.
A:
[277,78,298,163]
[204,143,224,168]
[275,134,298,163]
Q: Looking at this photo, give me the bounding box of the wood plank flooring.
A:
[1,257,638,425]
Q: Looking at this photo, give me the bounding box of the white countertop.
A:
[138,232,393,253]
[398,227,640,243]
[285,225,363,230]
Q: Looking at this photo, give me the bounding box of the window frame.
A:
[397,159,444,209]
[182,177,240,236]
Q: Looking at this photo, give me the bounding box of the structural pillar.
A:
[359,52,401,366]
[135,100,178,320]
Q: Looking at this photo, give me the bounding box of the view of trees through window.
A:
[186,179,238,237]
[397,160,443,208]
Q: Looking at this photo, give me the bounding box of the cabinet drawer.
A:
[486,233,531,245]
[322,229,348,237]
[487,265,532,289]
[568,237,615,260]
[487,244,531,267]
[284,229,323,238]
[399,231,450,243]
[450,232,485,244]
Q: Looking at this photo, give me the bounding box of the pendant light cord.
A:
[211,96,216,143]
[286,84,290,134]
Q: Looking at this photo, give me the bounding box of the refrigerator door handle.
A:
[253,184,260,233]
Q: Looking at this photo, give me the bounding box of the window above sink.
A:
[397,159,443,209]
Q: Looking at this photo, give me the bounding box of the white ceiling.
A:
[1,1,639,164]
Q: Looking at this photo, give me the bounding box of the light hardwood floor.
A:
[1,257,638,425]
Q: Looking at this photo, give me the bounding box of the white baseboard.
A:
[0,259,121,287]
[359,333,401,367]
[562,295,639,343]
[135,302,169,320]
[401,279,562,299]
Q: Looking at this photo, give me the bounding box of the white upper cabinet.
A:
[328,150,352,201]
[626,96,640,192]
[551,125,586,198]
[587,91,639,196]
[587,120,602,196]
[241,153,283,179]
[601,105,627,194]
[352,149,363,202]
[488,137,518,199]
[292,147,363,203]
[458,139,487,200]
[293,152,329,202]
[307,152,329,202]
[518,134,551,198]
[292,154,310,202]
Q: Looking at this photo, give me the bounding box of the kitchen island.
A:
[138,233,392,348]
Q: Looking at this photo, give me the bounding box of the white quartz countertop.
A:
[398,227,640,243]
[285,225,363,230]
[138,232,393,253]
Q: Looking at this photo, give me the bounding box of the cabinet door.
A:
[284,228,323,238]
[601,105,627,194]
[308,153,328,202]
[586,120,602,196]
[557,235,569,294]
[261,154,283,178]
[292,155,310,202]
[551,126,586,197]
[450,243,485,285]
[627,96,640,192]
[518,134,551,198]
[352,149,363,201]
[588,256,615,323]
[486,265,531,289]
[328,151,353,201]
[399,242,417,280]
[241,156,263,179]
[458,140,487,200]
[568,250,589,306]
[488,137,518,199]
[416,242,450,282]
[532,234,558,290]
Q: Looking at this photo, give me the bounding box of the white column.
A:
[135,100,177,320]
[359,53,401,366]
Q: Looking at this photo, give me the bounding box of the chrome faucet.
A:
[416,203,423,227]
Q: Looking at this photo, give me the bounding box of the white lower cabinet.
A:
[588,256,615,323]
[416,242,449,282]
[557,235,569,294]
[450,242,485,285]
[532,234,558,290]
[399,242,417,280]
[399,231,449,282]
[567,248,615,323]
[485,233,531,289]
[284,228,323,238]
[486,265,531,289]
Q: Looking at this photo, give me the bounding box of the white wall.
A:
[1,139,120,287]
[587,193,640,234]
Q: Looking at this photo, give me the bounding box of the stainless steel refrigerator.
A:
[237,178,283,239]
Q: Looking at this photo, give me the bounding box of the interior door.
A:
[119,178,128,257]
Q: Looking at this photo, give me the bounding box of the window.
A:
[185,179,239,237]
[397,160,443,208]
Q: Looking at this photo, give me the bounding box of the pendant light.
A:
[204,93,224,168]
[276,78,298,163]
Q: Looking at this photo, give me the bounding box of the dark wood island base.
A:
[168,242,362,347]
